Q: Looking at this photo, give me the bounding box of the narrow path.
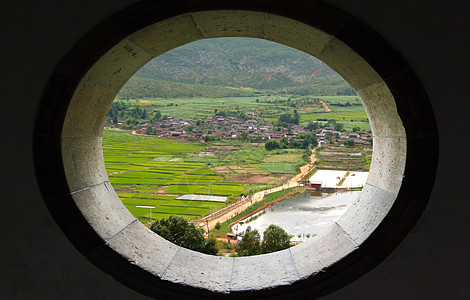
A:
[320,100,331,112]
[195,147,318,231]
[287,146,318,186]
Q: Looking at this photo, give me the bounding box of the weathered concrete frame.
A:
[33,1,438,299]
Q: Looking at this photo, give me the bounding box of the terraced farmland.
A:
[103,129,241,221]
[315,146,372,171]
[103,129,310,222]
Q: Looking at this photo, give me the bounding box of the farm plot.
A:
[103,129,231,220]
[102,129,310,221]
[316,146,371,171]
[299,96,370,132]
[260,161,304,174]
[195,184,245,196]
[117,188,226,220]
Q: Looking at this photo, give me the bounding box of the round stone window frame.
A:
[33,1,438,299]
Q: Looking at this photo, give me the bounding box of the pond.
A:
[234,191,360,241]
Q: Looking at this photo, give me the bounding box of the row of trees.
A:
[278,110,300,126]
[237,225,291,256]
[265,132,318,151]
[150,216,293,256]
[150,216,218,255]
[107,101,164,125]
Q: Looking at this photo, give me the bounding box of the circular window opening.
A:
[34,3,438,299]
[103,36,373,257]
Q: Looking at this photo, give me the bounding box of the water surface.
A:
[234,191,360,241]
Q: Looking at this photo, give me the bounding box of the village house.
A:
[114,112,372,148]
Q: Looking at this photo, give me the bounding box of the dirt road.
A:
[196,147,318,231]
[287,147,318,185]
[320,100,331,112]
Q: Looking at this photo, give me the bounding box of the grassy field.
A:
[315,146,372,171]
[103,129,307,222]
[299,96,370,132]
[115,95,369,132]
[115,96,292,120]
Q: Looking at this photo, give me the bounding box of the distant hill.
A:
[118,37,355,99]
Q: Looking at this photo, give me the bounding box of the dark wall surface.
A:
[1,0,469,299]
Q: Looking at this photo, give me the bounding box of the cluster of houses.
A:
[317,128,372,147]
[107,113,371,147]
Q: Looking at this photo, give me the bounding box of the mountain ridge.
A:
[117,37,355,99]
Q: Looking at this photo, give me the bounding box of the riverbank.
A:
[228,187,306,229]
[190,148,318,231]
[235,190,361,241]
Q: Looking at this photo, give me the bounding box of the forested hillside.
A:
[117,37,355,99]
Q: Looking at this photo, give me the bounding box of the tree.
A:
[278,112,299,125]
[307,121,319,131]
[251,135,262,143]
[326,119,337,128]
[204,236,219,255]
[214,222,221,230]
[237,131,249,140]
[150,215,218,255]
[280,136,289,148]
[265,139,281,151]
[261,225,291,254]
[145,126,153,135]
[352,126,361,132]
[344,139,355,147]
[237,229,261,256]
[335,122,345,132]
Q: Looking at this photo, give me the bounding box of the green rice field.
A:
[103,129,239,221]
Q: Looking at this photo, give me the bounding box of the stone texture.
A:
[62,83,116,137]
[398,136,438,203]
[317,37,383,90]
[81,38,152,91]
[289,223,358,279]
[34,135,70,199]
[385,69,438,138]
[265,14,333,57]
[191,10,266,38]
[267,0,352,35]
[336,184,397,246]
[61,136,108,193]
[128,14,204,57]
[107,221,179,277]
[230,249,299,291]
[72,181,135,240]
[162,248,233,293]
[358,81,406,138]
[367,136,407,195]
[334,20,409,80]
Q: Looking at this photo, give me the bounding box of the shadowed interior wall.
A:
[1,0,469,299]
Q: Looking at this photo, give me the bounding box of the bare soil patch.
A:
[157,186,169,193]
[208,146,239,151]
[195,151,215,156]
[221,173,290,184]
[304,106,318,111]
[213,166,232,173]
